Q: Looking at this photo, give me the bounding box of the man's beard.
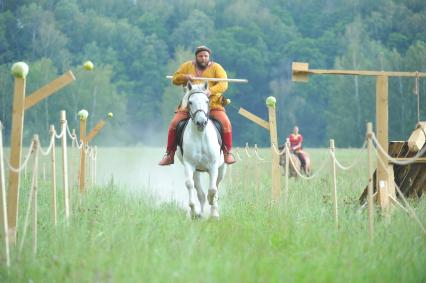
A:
[196,60,209,70]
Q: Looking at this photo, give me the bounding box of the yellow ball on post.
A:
[83,61,94,71]
[107,112,113,119]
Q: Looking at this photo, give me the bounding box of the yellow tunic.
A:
[172,60,228,110]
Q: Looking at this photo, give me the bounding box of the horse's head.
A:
[182,81,210,131]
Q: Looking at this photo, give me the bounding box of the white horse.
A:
[176,81,227,219]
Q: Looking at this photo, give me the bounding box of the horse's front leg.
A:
[183,163,197,218]
[207,166,220,219]
[193,171,205,217]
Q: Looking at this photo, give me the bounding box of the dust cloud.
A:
[95,147,215,207]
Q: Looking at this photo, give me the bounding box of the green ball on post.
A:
[78,109,89,120]
[11,62,29,78]
[83,61,94,71]
[266,96,276,107]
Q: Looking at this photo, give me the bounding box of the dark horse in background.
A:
[278,144,312,178]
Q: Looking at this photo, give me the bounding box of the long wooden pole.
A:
[79,118,87,193]
[330,139,339,230]
[7,76,26,244]
[49,125,57,226]
[166,75,248,83]
[267,103,281,202]
[32,135,39,257]
[60,111,70,221]
[367,122,374,240]
[376,76,394,209]
[69,129,76,190]
[285,138,290,208]
[0,122,10,267]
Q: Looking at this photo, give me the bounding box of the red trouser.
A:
[165,109,233,153]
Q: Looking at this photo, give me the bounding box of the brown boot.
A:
[158,151,175,166]
[224,152,236,164]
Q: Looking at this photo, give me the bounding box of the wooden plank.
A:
[86,120,106,143]
[238,107,269,130]
[411,167,426,197]
[309,69,426,78]
[7,77,26,244]
[24,71,75,110]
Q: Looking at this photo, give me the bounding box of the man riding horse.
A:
[159,45,236,166]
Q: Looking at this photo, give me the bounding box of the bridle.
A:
[187,90,210,126]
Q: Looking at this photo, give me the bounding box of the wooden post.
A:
[7,76,26,244]
[0,122,10,267]
[69,129,76,190]
[32,135,39,257]
[285,138,290,208]
[376,76,394,209]
[367,122,374,240]
[267,102,281,202]
[330,139,338,229]
[79,118,87,193]
[49,125,57,226]
[93,146,97,186]
[60,111,70,221]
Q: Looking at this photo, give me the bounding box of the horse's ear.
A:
[187,81,192,91]
[203,81,208,91]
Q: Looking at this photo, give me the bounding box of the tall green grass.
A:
[0,148,425,283]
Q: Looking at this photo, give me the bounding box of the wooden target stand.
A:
[292,62,426,210]
[238,97,281,202]
[7,64,75,244]
[78,112,112,193]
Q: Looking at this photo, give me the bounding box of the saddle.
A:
[176,117,223,155]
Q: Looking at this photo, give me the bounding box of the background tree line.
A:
[0,0,425,147]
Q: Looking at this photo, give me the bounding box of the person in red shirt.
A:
[289,126,306,172]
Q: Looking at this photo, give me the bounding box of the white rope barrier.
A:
[37,134,55,156]
[253,144,265,161]
[393,182,426,235]
[285,143,327,180]
[235,148,243,161]
[330,140,367,171]
[244,143,252,158]
[54,126,66,139]
[271,143,286,156]
[373,146,426,235]
[371,133,426,165]
[7,140,36,173]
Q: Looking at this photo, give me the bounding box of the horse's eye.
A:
[189,101,192,105]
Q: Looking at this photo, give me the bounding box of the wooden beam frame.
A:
[291,62,426,209]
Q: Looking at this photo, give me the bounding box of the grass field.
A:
[0,147,425,282]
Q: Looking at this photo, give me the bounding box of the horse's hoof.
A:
[191,212,203,220]
[210,207,219,219]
